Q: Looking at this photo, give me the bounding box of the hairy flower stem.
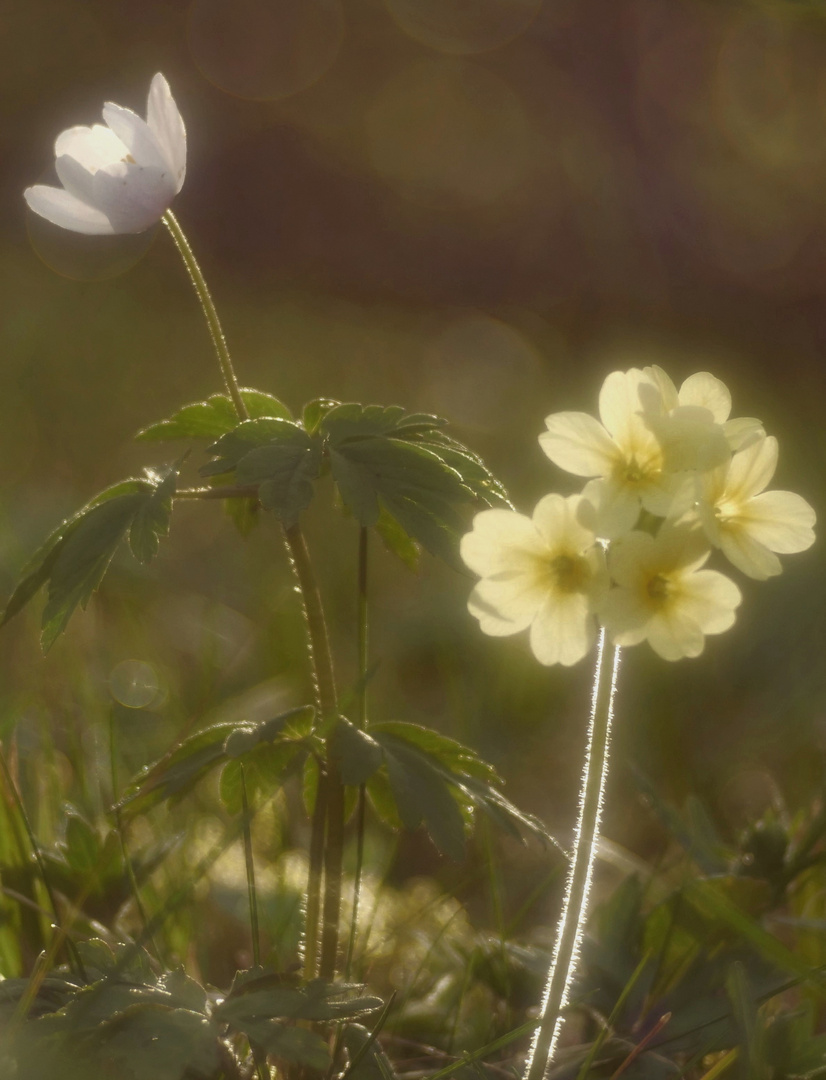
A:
[162,210,248,421]
[283,524,344,981]
[524,631,621,1080]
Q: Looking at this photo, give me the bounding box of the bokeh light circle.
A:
[384,0,543,56]
[26,166,158,281]
[187,0,345,101]
[366,59,534,209]
[422,313,542,429]
[109,660,161,709]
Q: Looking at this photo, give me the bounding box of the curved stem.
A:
[524,632,621,1080]
[162,210,248,422]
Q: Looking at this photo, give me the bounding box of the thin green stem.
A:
[240,765,261,969]
[0,748,85,980]
[345,527,370,980]
[283,524,342,980]
[108,712,160,964]
[162,210,248,422]
[524,632,621,1080]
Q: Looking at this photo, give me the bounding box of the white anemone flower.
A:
[599,525,742,660]
[539,368,679,539]
[24,73,186,235]
[697,435,816,580]
[460,494,608,667]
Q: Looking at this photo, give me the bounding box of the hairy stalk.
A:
[345,528,369,980]
[162,210,248,421]
[283,524,342,980]
[524,632,621,1080]
[240,765,261,969]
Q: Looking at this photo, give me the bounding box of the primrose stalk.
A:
[524,631,621,1080]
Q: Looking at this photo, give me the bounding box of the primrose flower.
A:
[697,435,816,580]
[460,494,608,667]
[540,368,683,539]
[598,525,742,660]
[24,73,186,235]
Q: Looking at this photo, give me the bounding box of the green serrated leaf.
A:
[119,723,239,818]
[90,1003,220,1080]
[136,389,291,442]
[41,492,147,650]
[224,495,261,537]
[375,736,466,860]
[201,417,304,476]
[236,433,322,526]
[303,398,341,435]
[129,467,177,564]
[0,480,149,631]
[219,742,301,816]
[330,719,384,786]
[374,507,420,571]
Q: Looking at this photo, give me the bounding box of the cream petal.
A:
[724,417,765,452]
[146,73,186,190]
[460,509,544,577]
[739,490,816,554]
[24,184,115,234]
[643,365,679,411]
[606,531,654,589]
[719,527,782,580]
[102,102,170,172]
[674,568,741,634]
[467,577,542,636]
[92,160,176,233]
[54,123,126,171]
[651,524,710,573]
[532,493,595,552]
[598,587,650,645]
[599,369,663,442]
[726,436,778,502]
[647,611,705,660]
[678,372,731,422]
[540,412,618,477]
[587,479,642,539]
[530,592,595,666]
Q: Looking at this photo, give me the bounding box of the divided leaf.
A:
[136,389,291,442]
[2,470,179,650]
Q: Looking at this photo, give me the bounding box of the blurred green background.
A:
[1,0,825,953]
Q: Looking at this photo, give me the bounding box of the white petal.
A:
[460,509,544,577]
[678,372,731,423]
[467,577,541,636]
[607,531,655,589]
[146,73,186,191]
[726,436,778,502]
[55,154,98,206]
[92,161,175,233]
[719,528,782,580]
[102,101,169,172]
[540,412,618,477]
[24,184,115,234]
[530,592,595,666]
[737,490,816,554]
[54,123,126,171]
[643,365,679,411]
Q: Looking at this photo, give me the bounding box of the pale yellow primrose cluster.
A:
[461,368,816,664]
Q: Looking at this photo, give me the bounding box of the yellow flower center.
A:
[646,573,671,605]
[545,553,589,594]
